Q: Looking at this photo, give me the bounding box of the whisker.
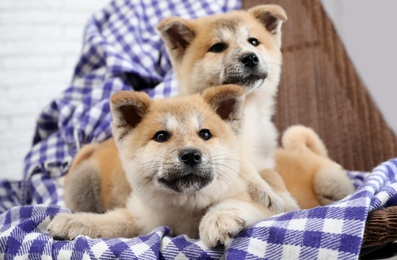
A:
[212,162,240,176]
[214,168,243,193]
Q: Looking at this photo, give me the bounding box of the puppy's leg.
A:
[64,160,103,213]
[241,164,286,213]
[199,199,271,248]
[260,169,300,212]
[48,208,137,240]
[314,165,355,205]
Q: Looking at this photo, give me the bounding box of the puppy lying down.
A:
[48,85,281,247]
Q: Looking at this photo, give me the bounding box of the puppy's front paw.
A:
[282,194,300,212]
[253,189,285,214]
[199,209,246,248]
[48,213,100,240]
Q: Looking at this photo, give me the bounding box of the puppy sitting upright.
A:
[158,5,298,211]
[49,85,276,247]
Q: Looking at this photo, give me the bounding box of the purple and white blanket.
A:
[0,0,396,259]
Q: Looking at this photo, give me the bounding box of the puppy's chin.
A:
[157,171,214,194]
[222,74,266,92]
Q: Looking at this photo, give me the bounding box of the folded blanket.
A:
[1,0,396,259]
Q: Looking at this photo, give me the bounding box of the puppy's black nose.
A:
[179,149,202,167]
[240,53,259,69]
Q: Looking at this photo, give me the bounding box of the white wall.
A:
[321,0,397,135]
[0,1,396,180]
[0,0,108,180]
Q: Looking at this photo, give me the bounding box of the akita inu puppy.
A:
[158,5,299,211]
[49,85,276,247]
[158,4,286,171]
[58,5,297,219]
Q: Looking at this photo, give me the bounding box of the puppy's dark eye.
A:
[198,129,212,141]
[248,37,260,47]
[209,43,227,53]
[153,131,170,143]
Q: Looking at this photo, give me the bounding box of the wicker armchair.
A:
[243,0,397,254]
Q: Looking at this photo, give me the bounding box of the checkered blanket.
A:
[1,0,396,259]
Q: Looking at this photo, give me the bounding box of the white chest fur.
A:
[241,89,278,171]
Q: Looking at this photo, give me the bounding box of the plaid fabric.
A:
[0,0,396,259]
[1,162,397,260]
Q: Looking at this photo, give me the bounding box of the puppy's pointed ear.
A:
[248,5,287,47]
[110,91,152,141]
[157,17,196,62]
[202,85,245,134]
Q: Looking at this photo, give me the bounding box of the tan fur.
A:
[63,139,130,212]
[275,125,355,209]
[60,5,297,217]
[157,6,287,169]
[65,143,97,177]
[49,85,277,247]
[57,6,354,225]
[157,5,299,212]
[259,169,300,212]
[51,6,355,246]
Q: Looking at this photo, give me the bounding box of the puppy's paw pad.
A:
[200,210,246,248]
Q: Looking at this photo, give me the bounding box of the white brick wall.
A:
[0,0,109,180]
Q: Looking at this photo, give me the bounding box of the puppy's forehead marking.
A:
[190,113,202,129]
[164,115,180,131]
[237,24,250,45]
[215,18,239,32]
[215,21,249,46]
[164,112,201,132]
